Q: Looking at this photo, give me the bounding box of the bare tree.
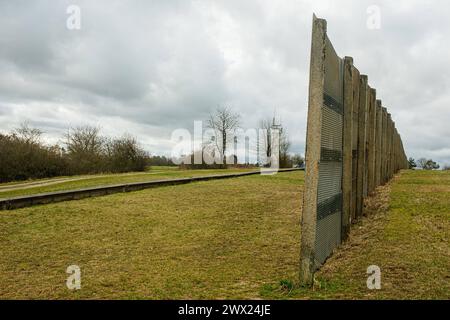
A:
[1,125,67,182]
[207,107,240,164]
[1,123,150,182]
[65,125,105,173]
[13,122,43,144]
[65,126,103,155]
[424,159,440,170]
[417,157,440,170]
[279,129,291,168]
[105,134,148,172]
[417,158,428,169]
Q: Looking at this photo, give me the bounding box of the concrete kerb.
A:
[0,169,301,211]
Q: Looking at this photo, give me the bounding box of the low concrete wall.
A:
[0,168,301,211]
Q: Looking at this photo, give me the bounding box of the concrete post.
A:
[381,108,387,184]
[342,57,354,239]
[300,15,326,286]
[385,114,389,183]
[362,83,369,200]
[399,134,404,169]
[375,100,382,188]
[367,88,377,194]
[356,75,368,218]
[390,121,396,178]
[386,114,392,181]
[397,131,400,172]
[393,128,398,173]
[389,120,392,177]
[351,66,360,222]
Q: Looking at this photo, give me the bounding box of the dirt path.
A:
[0,171,167,193]
[0,177,93,193]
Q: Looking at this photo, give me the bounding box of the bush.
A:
[0,133,68,183]
[408,157,417,169]
[178,150,227,170]
[0,125,150,183]
[148,155,176,167]
[105,136,149,173]
[64,126,149,175]
[64,126,106,174]
[417,158,440,170]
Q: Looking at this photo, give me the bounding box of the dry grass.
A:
[1,169,448,300]
[261,170,450,300]
[0,172,303,299]
[0,167,256,199]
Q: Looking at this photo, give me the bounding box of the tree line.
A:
[1,107,306,183]
[408,157,442,170]
[182,107,304,169]
[0,124,149,183]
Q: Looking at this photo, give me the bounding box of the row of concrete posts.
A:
[300,15,409,285]
[341,56,409,238]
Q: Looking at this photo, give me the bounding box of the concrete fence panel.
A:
[300,15,408,285]
[300,15,345,283]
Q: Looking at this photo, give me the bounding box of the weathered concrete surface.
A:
[356,75,368,218]
[342,56,354,239]
[351,65,361,222]
[367,88,377,195]
[381,107,388,184]
[375,101,383,187]
[387,114,392,181]
[300,15,326,286]
[300,15,409,286]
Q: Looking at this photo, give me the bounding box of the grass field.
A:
[0,171,303,299]
[0,166,256,199]
[0,170,448,299]
[262,170,450,300]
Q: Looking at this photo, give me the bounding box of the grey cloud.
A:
[0,0,449,165]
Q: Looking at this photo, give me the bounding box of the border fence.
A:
[300,15,408,284]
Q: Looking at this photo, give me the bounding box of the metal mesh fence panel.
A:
[315,36,344,265]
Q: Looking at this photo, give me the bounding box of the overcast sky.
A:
[0,0,449,166]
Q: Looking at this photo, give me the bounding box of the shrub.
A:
[105,135,149,173]
[0,125,150,183]
[0,133,68,183]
